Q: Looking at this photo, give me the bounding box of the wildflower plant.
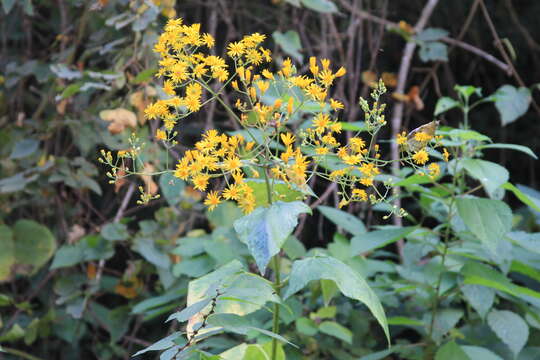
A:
[98,18,452,359]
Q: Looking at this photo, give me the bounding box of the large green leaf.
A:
[272,30,303,62]
[234,201,311,273]
[461,346,503,360]
[462,159,509,198]
[207,313,294,345]
[461,284,494,319]
[351,226,417,255]
[159,172,185,206]
[503,183,540,212]
[487,310,529,358]
[301,0,338,13]
[478,143,537,160]
[462,261,540,300]
[318,321,352,344]
[0,225,15,282]
[187,260,279,318]
[13,220,56,275]
[284,256,389,343]
[435,341,471,360]
[318,205,366,235]
[456,197,512,254]
[434,96,460,116]
[493,85,531,126]
[50,235,113,269]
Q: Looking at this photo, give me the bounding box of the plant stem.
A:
[271,254,281,359]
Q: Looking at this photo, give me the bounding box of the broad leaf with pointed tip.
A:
[284,255,389,343]
[234,201,311,274]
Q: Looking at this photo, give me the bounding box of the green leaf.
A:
[282,236,306,260]
[419,41,448,62]
[301,0,338,13]
[295,317,318,336]
[133,331,184,356]
[101,222,129,241]
[208,313,295,346]
[0,225,14,282]
[319,321,352,344]
[272,30,303,62]
[507,232,540,255]
[460,346,503,360]
[493,85,531,126]
[166,297,212,323]
[160,172,185,206]
[50,235,113,269]
[487,310,529,358]
[9,139,39,159]
[395,173,434,187]
[461,284,494,319]
[233,201,311,274]
[132,68,157,84]
[462,159,509,198]
[503,183,540,212]
[13,220,56,275]
[449,129,491,142]
[172,256,213,277]
[387,316,424,326]
[456,197,512,254]
[133,237,171,269]
[206,201,244,228]
[358,348,403,360]
[244,179,307,207]
[426,309,463,343]
[462,261,540,300]
[435,341,471,360]
[2,0,17,14]
[351,226,417,255]
[478,143,537,160]
[454,85,482,99]
[187,261,278,318]
[321,279,339,306]
[284,256,389,343]
[416,28,449,42]
[318,205,366,235]
[435,96,460,116]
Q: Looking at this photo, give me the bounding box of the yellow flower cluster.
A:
[144,18,231,136]
[173,130,258,213]
[396,126,449,179]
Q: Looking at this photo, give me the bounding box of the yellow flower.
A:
[223,156,242,172]
[352,188,368,201]
[313,113,330,132]
[428,163,440,178]
[202,33,215,48]
[155,129,167,141]
[442,148,450,162]
[227,41,245,57]
[204,191,221,211]
[412,149,429,165]
[330,98,344,110]
[315,146,329,155]
[287,97,294,114]
[335,67,346,77]
[192,174,210,191]
[396,131,407,146]
[262,69,274,80]
[163,80,176,96]
[280,133,296,146]
[222,184,240,200]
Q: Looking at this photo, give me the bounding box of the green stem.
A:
[271,255,281,360]
[1,347,46,360]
